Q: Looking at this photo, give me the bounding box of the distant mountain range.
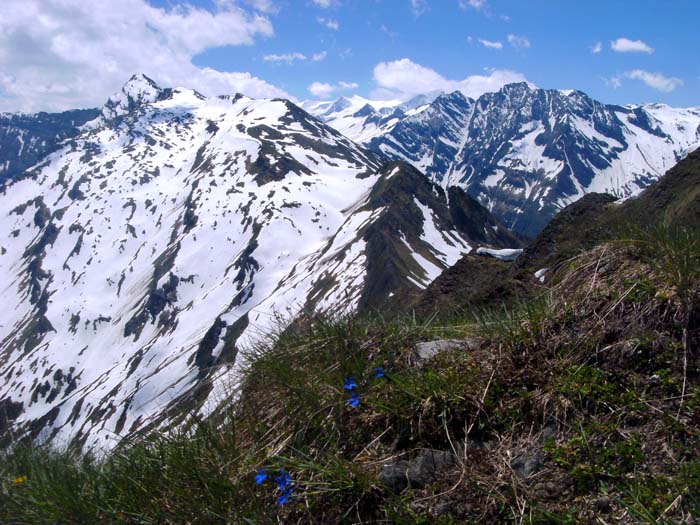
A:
[306,84,700,236]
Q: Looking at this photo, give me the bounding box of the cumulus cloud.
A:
[308,80,359,98]
[478,38,503,50]
[611,38,654,54]
[507,34,531,49]
[625,70,683,92]
[372,58,528,100]
[0,0,287,112]
[590,41,602,54]
[317,17,339,30]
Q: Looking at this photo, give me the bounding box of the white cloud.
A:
[610,38,654,54]
[478,38,503,50]
[459,0,487,10]
[625,70,683,92]
[0,0,286,112]
[317,17,339,30]
[507,34,531,49]
[590,41,602,54]
[264,50,327,64]
[410,0,429,16]
[263,52,308,64]
[372,58,528,100]
[311,0,334,7]
[308,80,358,98]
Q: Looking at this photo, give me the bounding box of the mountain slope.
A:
[0,108,100,183]
[0,76,516,449]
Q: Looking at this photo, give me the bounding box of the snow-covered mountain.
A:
[0,109,100,183]
[312,84,700,237]
[0,75,516,449]
[300,93,438,145]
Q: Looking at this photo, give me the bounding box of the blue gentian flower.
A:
[344,376,358,390]
[255,468,268,485]
[348,392,361,408]
[275,470,293,490]
[374,367,386,378]
[277,487,294,505]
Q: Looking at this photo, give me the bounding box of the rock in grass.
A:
[510,453,543,479]
[413,338,480,362]
[379,449,455,492]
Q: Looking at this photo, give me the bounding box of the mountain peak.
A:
[123,73,161,94]
[102,73,163,119]
[500,82,535,95]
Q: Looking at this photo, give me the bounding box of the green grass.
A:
[620,221,700,300]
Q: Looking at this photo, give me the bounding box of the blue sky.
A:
[192,0,697,106]
[0,0,697,112]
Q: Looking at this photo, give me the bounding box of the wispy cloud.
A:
[625,70,683,92]
[311,0,334,7]
[602,76,623,89]
[611,38,654,54]
[410,0,429,16]
[308,80,358,98]
[590,41,602,54]
[459,0,487,10]
[380,24,398,40]
[263,52,308,64]
[237,0,280,13]
[264,51,327,64]
[317,17,339,30]
[478,38,503,50]
[507,34,531,49]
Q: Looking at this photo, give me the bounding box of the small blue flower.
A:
[348,392,361,408]
[344,376,358,390]
[255,468,268,485]
[275,470,293,490]
[374,367,386,379]
[277,487,294,505]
